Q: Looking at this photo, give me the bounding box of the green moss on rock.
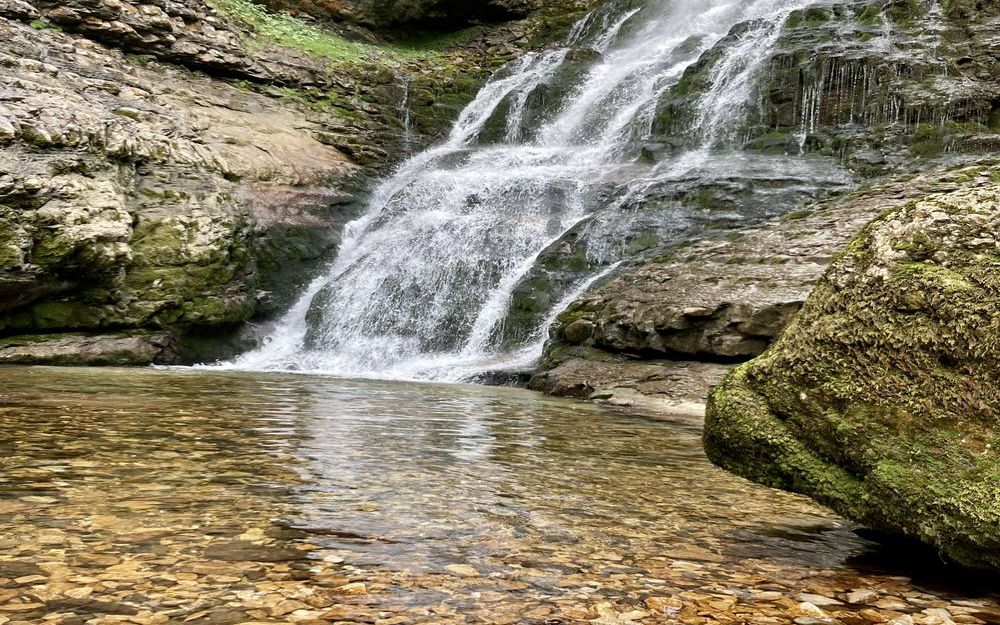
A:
[704,165,1000,570]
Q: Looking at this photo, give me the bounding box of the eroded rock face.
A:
[704,160,1000,570]
[22,0,257,74]
[0,17,358,358]
[531,161,915,382]
[652,0,1000,172]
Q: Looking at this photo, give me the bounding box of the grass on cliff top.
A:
[208,0,452,63]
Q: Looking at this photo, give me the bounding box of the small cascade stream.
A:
[227,0,842,381]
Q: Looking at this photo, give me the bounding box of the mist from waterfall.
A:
[223,0,823,381]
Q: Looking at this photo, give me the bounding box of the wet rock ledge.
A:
[528,168,896,409]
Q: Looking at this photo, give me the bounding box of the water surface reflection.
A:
[0,367,996,624]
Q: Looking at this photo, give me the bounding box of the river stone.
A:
[794,618,842,625]
[846,590,879,605]
[45,599,139,616]
[0,561,46,579]
[796,594,843,607]
[444,564,480,577]
[704,161,1000,570]
[203,541,305,562]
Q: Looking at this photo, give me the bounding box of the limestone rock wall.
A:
[0,15,358,362]
[0,0,586,364]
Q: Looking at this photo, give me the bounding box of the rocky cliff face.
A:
[0,12,355,362]
[0,0,587,364]
[703,159,1000,570]
[532,0,1000,406]
[652,0,1000,170]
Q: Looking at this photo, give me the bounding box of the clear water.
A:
[226,0,839,382]
[2,366,997,623]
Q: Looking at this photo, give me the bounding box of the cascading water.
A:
[226,0,838,381]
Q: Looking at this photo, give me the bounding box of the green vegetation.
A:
[391,26,485,52]
[29,18,62,31]
[207,0,443,63]
[857,5,882,25]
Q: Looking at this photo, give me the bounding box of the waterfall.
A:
[225,0,825,381]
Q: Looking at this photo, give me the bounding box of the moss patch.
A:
[208,0,444,63]
[704,170,1000,570]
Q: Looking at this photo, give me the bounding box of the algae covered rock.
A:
[704,162,1000,570]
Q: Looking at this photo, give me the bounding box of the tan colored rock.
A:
[797,594,844,607]
[0,332,173,365]
[331,582,367,596]
[848,591,880,605]
[798,603,828,617]
[444,564,480,577]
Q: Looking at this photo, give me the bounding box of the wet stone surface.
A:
[0,366,997,625]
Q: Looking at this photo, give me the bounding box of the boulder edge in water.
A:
[704,162,1000,570]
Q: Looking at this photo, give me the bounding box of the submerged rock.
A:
[704,161,1000,570]
[528,348,730,415]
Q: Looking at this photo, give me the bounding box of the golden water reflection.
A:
[0,366,997,625]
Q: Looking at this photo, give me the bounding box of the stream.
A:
[1,366,997,624]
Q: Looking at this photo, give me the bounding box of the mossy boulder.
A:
[704,163,1000,570]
